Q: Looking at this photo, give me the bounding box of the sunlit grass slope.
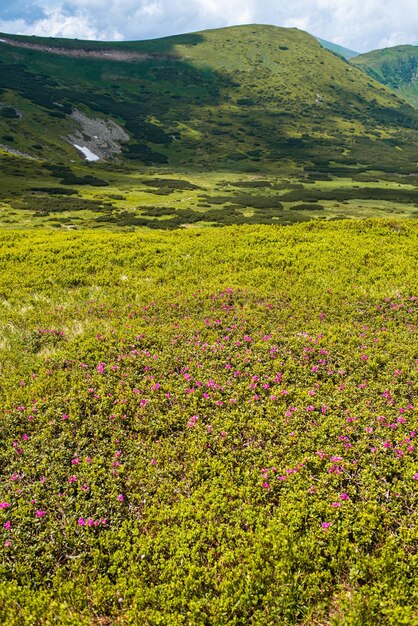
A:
[1,220,417,625]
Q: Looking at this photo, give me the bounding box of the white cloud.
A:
[0,6,122,40]
[0,0,417,51]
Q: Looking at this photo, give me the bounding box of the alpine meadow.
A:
[0,21,417,626]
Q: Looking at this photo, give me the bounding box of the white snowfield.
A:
[73,144,100,161]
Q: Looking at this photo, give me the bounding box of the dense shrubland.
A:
[0,221,417,624]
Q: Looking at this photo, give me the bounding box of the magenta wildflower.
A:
[3,521,11,530]
[35,510,46,518]
[117,494,124,501]
[0,502,10,509]
[321,522,331,531]
[4,540,10,548]
[97,362,106,374]
[413,473,418,480]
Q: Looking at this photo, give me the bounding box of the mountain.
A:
[316,37,359,60]
[0,24,417,174]
[352,45,418,109]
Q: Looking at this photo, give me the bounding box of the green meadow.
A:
[1,153,418,230]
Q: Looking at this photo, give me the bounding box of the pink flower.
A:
[262,482,270,491]
[4,540,10,548]
[413,473,418,480]
[78,517,86,526]
[3,521,11,530]
[97,362,106,374]
[117,494,124,501]
[339,492,349,500]
[321,522,331,531]
[331,502,341,508]
[151,459,157,465]
[0,502,10,509]
[35,510,46,517]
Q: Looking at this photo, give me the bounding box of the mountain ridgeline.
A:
[0,24,418,173]
[316,38,359,60]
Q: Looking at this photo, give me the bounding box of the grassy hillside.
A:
[0,25,418,229]
[352,45,418,109]
[0,24,417,172]
[0,220,418,624]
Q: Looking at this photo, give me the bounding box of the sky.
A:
[0,0,417,53]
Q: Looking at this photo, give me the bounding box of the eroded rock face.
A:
[67,109,129,161]
[0,37,175,62]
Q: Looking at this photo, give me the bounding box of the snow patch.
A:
[73,144,100,162]
[68,109,129,161]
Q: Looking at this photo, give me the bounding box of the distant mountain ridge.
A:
[352,45,418,108]
[316,37,359,60]
[0,24,417,173]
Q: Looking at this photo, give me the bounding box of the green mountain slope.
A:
[352,45,418,108]
[316,37,359,60]
[0,24,417,172]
